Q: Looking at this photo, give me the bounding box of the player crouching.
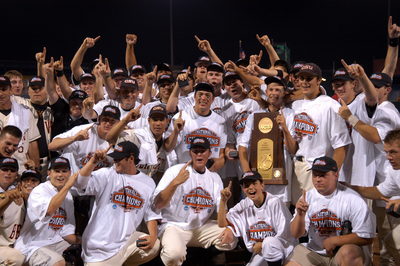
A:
[218,171,295,266]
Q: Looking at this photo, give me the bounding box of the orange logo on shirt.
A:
[111,186,144,211]
[310,208,342,237]
[49,207,67,232]
[233,111,251,134]
[293,112,318,140]
[186,128,220,147]
[183,187,213,213]
[248,221,276,242]
[81,152,111,170]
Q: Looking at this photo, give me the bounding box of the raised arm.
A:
[382,16,400,78]
[276,107,298,155]
[225,60,264,87]
[75,148,110,189]
[164,110,185,152]
[46,172,79,216]
[82,97,97,120]
[48,125,93,151]
[195,35,223,65]
[153,161,191,210]
[125,34,138,70]
[100,57,118,99]
[35,47,46,77]
[256,34,279,66]
[92,55,105,103]
[53,56,73,100]
[70,36,100,81]
[44,57,60,105]
[142,66,157,105]
[291,189,308,239]
[218,181,231,227]
[105,107,142,145]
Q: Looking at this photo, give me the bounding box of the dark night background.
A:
[1,0,399,95]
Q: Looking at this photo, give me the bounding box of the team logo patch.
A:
[200,56,210,61]
[3,158,16,163]
[310,208,342,237]
[314,159,326,166]
[160,74,171,79]
[370,74,382,80]
[334,70,346,76]
[124,79,136,84]
[81,152,111,170]
[132,65,142,70]
[242,172,254,179]
[115,145,123,152]
[0,77,5,81]
[293,112,319,141]
[233,111,251,134]
[114,69,123,74]
[49,207,67,232]
[105,107,117,113]
[294,63,304,69]
[55,158,67,164]
[183,187,213,214]
[302,65,314,71]
[193,138,205,144]
[186,128,220,147]
[110,186,144,212]
[31,77,42,82]
[248,221,276,242]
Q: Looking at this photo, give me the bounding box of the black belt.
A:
[40,157,48,164]
[295,156,304,162]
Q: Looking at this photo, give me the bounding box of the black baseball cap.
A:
[307,156,338,172]
[195,56,211,67]
[194,82,214,96]
[48,157,70,170]
[264,75,288,90]
[69,90,88,101]
[291,61,307,74]
[130,65,147,76]
[28,76,45,87]
[239,171,263,185]
[111,68,128,79]
[100,105,121,120]
[156,63,172,73]
[190,137,210,149]
[274,60,291,74]
[157,74,175,85]
[177,69,193,80]
[0,158,18,171]
[0,76,11,87]
[235,59,249,67]
[370,72,392,88]
[108,141,139,160]
[149,104,168,118]
[21,169,41,182]
[78,73,96,84]
[207,62,224,73]
[223,71,241,84]
[120,78,139,90]
[298,63,322,77]
[331,68,354,82]
[91,59,100,70]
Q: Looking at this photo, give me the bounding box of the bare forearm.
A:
[333,146,346,171]
[57,75,73,100]
[105,119,129,145]
[358,74,377,106]
[349,185,384,200]
[70,45,87,80]
[290,215,306,239]
[154,181,180,210]
[353,120,381,144]
[28,141,40,167]
[166,84,180,113]
[164,130,179,152]
[63,234,81,245]
[382,45,399,79]
[46,73,59,105]
[83,108,97,120]
[146,220,158,237]
[333,233,374,247]
[264,44,279,66]
[218,202,229,227]
[235,68,264,87]
[142,83,152,105]
[48,137,76,151]
[282,128,298,156]
[46,186,71,216]
[239,146,251,173]
[103,76,118,99]
[209,150,226,172]
[206,48,223,65]
[93,79,104,104]
[125,44,137,70]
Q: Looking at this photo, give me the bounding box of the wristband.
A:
[389,38,399,47]
[348,114,359,127]
[104,73,111,79]
[55,70,64,77]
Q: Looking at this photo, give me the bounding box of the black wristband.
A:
[389,38,399,47]
[55,70,64,77]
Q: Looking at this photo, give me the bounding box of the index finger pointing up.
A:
[227,181,232,191]
[341,59,349,70]
[302,189,307,201]
[194,35,201,43]
[94,36,101,42]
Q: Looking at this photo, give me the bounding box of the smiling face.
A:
[299,73,321,100]
[266,82,286,107]
[241,179,265,207]
[332,80,355,103]
[48,166,71,191]
[0,84,12,107]
[131,72,146,90]
[97,114,119,138]
[290,73,301,90]
[312,170,338,196]
[69,98,84,118]
[189,146,211,172]
[21,177,40,196]
[79,78,95,97]
[0,133,20,158]
[194,90,214,115]
[113,156,135,174]
[9,76,24,96]
[0,166,18,190]
[119,86,139,109]
[158,81,174,102]
[384,140,400,170]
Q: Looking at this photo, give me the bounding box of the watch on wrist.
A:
[0,193,5,200]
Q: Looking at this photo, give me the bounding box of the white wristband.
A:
[348,114,359,127]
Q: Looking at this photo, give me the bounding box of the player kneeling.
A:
[218,171,295,266]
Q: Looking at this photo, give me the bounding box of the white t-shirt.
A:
[53,123,113,173]
[238,107,295,203]
[153,163,223,235]
[292,183,376,261]
[226,192,294,255]
[291,95,352,166]
[220,98,261,148]
[0,102,41,175]
[377,167,400,197]
[0,185,25,246]
[78,167,160,262]
[14,181,75,260]
[339,96,376,186]
[167,107,227,163]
